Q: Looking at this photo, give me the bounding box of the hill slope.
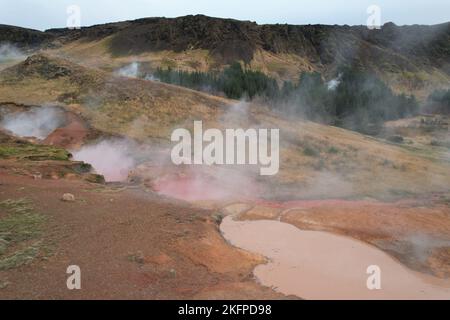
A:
[2,15,450,98]
[1,53,450,287]
[1,54,449,199]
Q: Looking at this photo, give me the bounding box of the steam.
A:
[0,107,65,139]
[71,139,137,182]
[150,100,264,201]
[116,62,163,81]
[116,62,140,78]
[327,74,341,90]
[220,100,250,126]
[144,73,160,81]
[405,234,450,264]
[300,171,354,199]
[0,43,25,63]
[153,166,259,201]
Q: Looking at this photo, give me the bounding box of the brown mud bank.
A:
[149,175,450,298]
[148,173,450,282]
[220,215,450,300]
[221,197,450,279]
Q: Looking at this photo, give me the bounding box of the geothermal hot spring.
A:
[220,215,450,300]
[0,106,135,182]
[2,107,450,299]
[149,174,450,299]
[71,140,136,182]
[145,170,450,299]
[0,106,66,139]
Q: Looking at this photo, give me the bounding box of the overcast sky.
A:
[0,0,449,31]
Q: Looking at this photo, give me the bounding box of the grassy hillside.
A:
[0,54,449,199]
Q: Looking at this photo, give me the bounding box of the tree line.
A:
[426,89,450,114]
[151,63,421,134]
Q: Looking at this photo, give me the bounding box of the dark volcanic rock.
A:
[2,15,450,73]
[109,15,260,64]
[102,16,450,71]
[0,24,53,48]
[14,54,74,79]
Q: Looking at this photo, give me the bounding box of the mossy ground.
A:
[0,143,70,161]
[0,198,47,270]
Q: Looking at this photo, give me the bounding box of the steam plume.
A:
[116,62,140,78]
[71,139,137,182]
[0,43,25,63]
[0,106,65,139]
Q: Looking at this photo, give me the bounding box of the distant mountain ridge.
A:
[1,15,449,97]
[2,15,448,67]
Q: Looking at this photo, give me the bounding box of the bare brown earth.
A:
[0,171,287,299]
[1,154,449,298]
[0,131,283,299]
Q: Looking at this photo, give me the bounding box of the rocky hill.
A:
[0,24,53,49]
[41,15,448,70]
[1,15,448,71]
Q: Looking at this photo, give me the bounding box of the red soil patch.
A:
[43,113,90,149]
[152,171,260,202]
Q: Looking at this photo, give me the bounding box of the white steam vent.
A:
[0,106,65,139]
[0,43,25,63]
[116,62,140,78]
[71,139,136,182]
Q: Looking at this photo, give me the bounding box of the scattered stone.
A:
[127,251,145,264]
[387,135,404,144]
[0,281,10,289]
[51,173,60,180]
[146,253,173,266]
[62,193,75,202]
[85,174,106,184]
[211,212,225,224]
[64,173,78,180]
[32,173,42,180]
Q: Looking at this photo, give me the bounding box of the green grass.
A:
[431,139,450,149]
[127,251,145,264]
[327,146,339,154]
[303,145,320,157]
[0,198,34,214]
[0,144,70,161]
[0,242,41,270]
[0,198,47,270]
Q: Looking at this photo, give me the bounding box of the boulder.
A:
[62,193,75,202]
